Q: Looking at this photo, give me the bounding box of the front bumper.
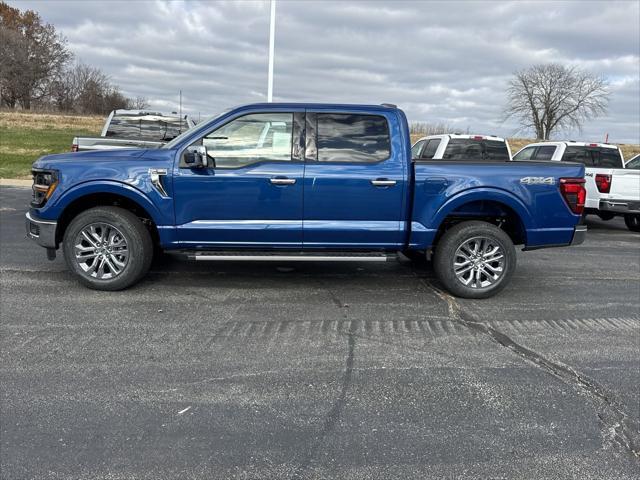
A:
[25,212,57,249]
[570,224,587,246]
[599,199,640,215]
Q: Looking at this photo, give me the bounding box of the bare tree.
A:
[504,64,609,140]
[0,2,71,109]
[129,96,149,110]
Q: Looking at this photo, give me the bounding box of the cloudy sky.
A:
[15,0,640,142]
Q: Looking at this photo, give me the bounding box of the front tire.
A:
[62,206,153,290]
[624,214,640,232]
[433,221,516,299]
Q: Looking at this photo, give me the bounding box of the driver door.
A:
[172,110,305,248]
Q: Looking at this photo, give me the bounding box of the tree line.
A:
[0,2,148,114]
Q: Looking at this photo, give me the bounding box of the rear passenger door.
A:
[302,111,406,249]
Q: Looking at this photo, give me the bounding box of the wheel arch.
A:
[54,183,162,247]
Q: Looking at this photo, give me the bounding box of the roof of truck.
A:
[238,102,400,111]
[522,141,619,150]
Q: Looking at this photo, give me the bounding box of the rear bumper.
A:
[599,199,640,215]
[25,212,57,249]
[570,224,587,246]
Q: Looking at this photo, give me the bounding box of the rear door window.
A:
[316,113,390,163]
[532,145,556,161]
[420,139,441,159]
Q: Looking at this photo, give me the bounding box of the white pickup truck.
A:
[513,141,625,221]
[598,154,640,231]
[411,134,512,161]
[71,110,196,152]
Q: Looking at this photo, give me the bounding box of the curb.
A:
[0,179,31,188]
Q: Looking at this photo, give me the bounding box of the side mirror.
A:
[184,145,209,168]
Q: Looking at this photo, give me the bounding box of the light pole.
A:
[267,0,276,102]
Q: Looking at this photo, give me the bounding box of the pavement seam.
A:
[425,279,640,459]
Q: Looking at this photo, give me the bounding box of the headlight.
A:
[31,169,58,207]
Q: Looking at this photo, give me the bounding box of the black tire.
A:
[62,206,153,290]
[597,211,616,221]
[624,214,640,232]
[433,221,516,299]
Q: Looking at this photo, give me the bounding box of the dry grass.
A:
[0,110,103,131]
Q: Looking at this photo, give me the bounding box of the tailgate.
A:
[609,169,640,201]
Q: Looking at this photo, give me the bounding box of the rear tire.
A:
[624,214,640,232]
[62,206,153,290]
[434,221,516,299]
[597,211,616,221]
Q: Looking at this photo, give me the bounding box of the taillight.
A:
[71,143,79,152]
[472,136,483,140]
[595,174,611,193]
[559,178,586,215]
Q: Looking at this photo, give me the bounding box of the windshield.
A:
[162,109,231,149]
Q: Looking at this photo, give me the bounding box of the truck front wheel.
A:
[62,206,153,290]
[434,221,516,299]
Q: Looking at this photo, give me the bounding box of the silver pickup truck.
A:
[72,110,196,152]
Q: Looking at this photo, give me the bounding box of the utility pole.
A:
[267,0,276,102]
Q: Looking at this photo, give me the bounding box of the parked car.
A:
[72,110,196,152]
[411,134,512,161]
[513,141,624,220]
[26,103,586,298]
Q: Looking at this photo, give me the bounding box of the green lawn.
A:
[0,126,99,178]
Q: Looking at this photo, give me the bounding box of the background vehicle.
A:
[597,165,640,232]
[411,134,512,161]
[72,110,195,152]
[27,103,586,299]
[625,154,639,168]
[513,141,624,220]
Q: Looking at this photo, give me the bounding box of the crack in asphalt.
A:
[291,284,356,480]
[425,279,640,459]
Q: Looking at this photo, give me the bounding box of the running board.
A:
[187,251,397,262]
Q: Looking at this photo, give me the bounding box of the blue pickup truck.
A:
[26,103,587,298]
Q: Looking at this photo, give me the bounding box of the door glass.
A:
[316,113,390,162]
[202,113,293,168]
[411,140,425,159]
[513,147,535,161]
[532,145,556,161]
[420,139,441,159]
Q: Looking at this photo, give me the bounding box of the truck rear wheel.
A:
[62,206,153,290]
[624,214,640,232]
[434,221,516,299]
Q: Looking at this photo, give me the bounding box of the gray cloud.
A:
[14,0,640,142]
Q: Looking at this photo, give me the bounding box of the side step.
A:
[187,251,397,262]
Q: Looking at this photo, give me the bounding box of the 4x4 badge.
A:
[520,176,555,185]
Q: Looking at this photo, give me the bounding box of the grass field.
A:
[0,112,101,179]
[0,111,638,179]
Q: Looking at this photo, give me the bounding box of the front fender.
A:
[38,180,169,226]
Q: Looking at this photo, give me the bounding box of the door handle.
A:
[371,179,397,187]
[270,177,296,185]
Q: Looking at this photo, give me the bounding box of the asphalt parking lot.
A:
[1,185,638,479]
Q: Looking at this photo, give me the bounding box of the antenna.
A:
[267,0,276,102]
[179,90,182,133]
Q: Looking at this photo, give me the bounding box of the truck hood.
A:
[33,148,148,169]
